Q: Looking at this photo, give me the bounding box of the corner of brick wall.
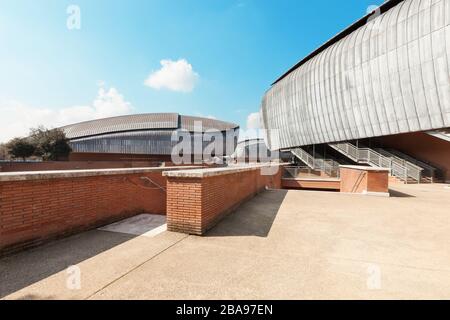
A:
[166,177,203,235]
[166,165,283,235]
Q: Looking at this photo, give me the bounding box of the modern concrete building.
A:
[261,0,450,182]
[61,113,239,163]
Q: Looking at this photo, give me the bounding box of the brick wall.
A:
[0,165,282,255]
[166,178,203,234]
[0,168,178,256]
[165,165,282,235]
[281,178,340,191]
[339,166,389,195]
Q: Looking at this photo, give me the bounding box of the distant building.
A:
[231,138,270,163]
[62,113,239,163]
[231,138,292,163]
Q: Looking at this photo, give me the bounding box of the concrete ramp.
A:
[98,214,167,238]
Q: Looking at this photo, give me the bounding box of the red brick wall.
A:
[340,167,389,194]
[166,178,203,235]
[366,171,389,192]
[0,171,167,256]
[166,166,282,235]
[281,179,340,190]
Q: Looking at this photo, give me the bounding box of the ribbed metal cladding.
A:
[64,114,239,156]
[62,113,180,139]
[69,131,175,155]
[261,0,450,150]
[180,115,237,132]
[70,130,238,156]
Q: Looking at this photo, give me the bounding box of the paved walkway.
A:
[1,183,450,299]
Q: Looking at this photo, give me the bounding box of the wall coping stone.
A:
[163,163,283,178]
[0,166,199,182]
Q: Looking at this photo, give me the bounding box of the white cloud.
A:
[246,112,261,130]
[0,87,133,142]
[238,112,263,142]
[144,59,199,93]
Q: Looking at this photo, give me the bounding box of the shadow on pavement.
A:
[206,189,288,238]
[389,189,415,198]
[0,229,137,299]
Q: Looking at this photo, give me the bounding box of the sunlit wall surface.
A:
[261,0,450,150]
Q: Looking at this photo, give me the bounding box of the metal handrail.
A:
[283,166,319,179]
[329,142,423,183]
[291,148,340,178]
[360,148,423,183]
[374,148,425,172]
[385,148,437,178]
[291,148,315,169]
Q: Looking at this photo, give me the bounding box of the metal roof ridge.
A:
[271,0,404,86]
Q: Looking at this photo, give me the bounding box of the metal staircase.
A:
[328,142,424,183]
[291,147,340,178]
[380,148,440,183]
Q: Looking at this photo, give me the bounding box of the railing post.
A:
[404,167,408,184]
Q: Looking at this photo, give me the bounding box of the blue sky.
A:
[0,0,383,142]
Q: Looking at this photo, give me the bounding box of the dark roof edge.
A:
[271,0,404,86]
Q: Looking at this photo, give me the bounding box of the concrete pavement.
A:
[1,183,450,299]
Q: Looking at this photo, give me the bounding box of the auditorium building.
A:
[62,113,239,164]
[261,0,450,182]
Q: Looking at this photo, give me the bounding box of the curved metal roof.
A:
[62,113,239,139]
[272,0,404,85]
[261,0,450,149]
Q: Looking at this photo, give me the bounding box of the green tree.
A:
[0,143,9,160]
[30,126,72,161]
[6,138,36,160]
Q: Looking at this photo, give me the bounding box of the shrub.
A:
[30,126,72,161]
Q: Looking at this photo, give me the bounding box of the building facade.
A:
[62,113,239,162]
[260,0,450,181]
[261,0,449,149]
